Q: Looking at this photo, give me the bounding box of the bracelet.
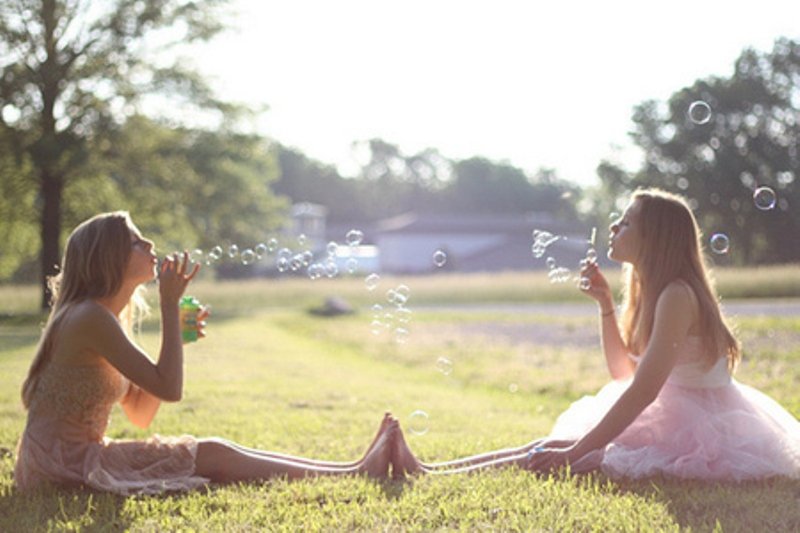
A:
[601,308,615,317]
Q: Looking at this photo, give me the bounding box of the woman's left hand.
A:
[526,444,580,473]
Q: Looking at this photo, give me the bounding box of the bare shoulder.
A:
[67,300,118,328]
[657,280,699,320]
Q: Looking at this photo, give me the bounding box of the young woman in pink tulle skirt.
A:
[391,188,800,481]
[14,212,394,495]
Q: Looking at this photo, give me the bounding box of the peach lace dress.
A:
[14,359,209,495]
[547,336,800,480]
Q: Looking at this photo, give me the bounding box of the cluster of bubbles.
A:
[368,281,413,344]
[532,228,597,289]
[687,100,781,256]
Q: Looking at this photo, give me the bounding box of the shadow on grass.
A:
[615,476,800,532]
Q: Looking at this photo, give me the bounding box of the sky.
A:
[189,0,800,187]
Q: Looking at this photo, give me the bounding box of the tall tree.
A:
[598,38,800,264]
[0,0,231,307]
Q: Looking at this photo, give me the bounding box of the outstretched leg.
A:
[391,425,575,477]
[214,413,395,468]
[195,420,396,482]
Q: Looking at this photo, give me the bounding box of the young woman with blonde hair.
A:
[391,188,800,480]
[14,212,395,494]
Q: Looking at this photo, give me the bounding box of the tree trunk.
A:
[39,169,62,310]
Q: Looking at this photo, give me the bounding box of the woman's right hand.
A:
[578,259,613,309]
[158,251,200,306]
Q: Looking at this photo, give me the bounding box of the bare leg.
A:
[195,421,396,482]
[391,425,575,477]
[216,413,394,468]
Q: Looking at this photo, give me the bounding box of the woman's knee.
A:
[195,438,238,482]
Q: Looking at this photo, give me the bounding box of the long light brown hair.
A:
[21,211,148,408]
[619,189,740,371]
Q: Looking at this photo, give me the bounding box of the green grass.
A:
[0,278,799,531]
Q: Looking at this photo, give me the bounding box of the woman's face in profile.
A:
[607,201,642,264]
[125,228,158,284]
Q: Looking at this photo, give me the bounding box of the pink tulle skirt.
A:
[548,379,800,480]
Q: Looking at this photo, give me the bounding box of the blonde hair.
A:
[21,211,149,408]
[619,189,740,371]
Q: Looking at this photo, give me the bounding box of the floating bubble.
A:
[208,246,223,261]
[276,257,290,272]
[508,383,519,393]
[385,289,399,305]
[301,250,313,266]
[346,229,364,246]
[228,244,239,258]
[326,241,339,256]
[255,243,268,258]
[395,307,412,324]
[579,277,592,290]
[395,284,411,300]
[753,186,777,210]
[545,257,557,270]
[710,233,730,255]
[432,249,447,267]
[408,410,429,436]
[307,263,324,280]
[267,238,278,253]
[370,320,383,336]
[548,267,572,284]
[289,254,304,271]
[688,100,712,125]
[371,303,383,315]
[325,261,338,278]
[190,249,204,264]
[346,257,359,274]
[241,248,256,265]
[394,327,410,344]
[436,357,453,376]
[585,248,597,262]
[609,212,620,221]
[365,273,380,291]
[277,247,292,260]
[297,234,307,246]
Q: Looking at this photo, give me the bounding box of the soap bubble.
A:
[395,307,412,324]
[371,303,383,315]
[436,357,453,376]
[301,250,313,266]
[307,263,324,280]
[346,257,359,274]
[267,238,278,253]
[408,410,429,436]
[365,273,380,291]
[346,229,364,246]
[394,327,410,344]
[277,248,292,260]
[208,246,223,261]
[325,261,338,278]
[395,284,411,300]
[276,257,290,272]
[585,248,597,262]
[688,100,712,125]
[297,234,307,246]
[508,383,519,393]
[370,320,383,336]
[189,249,204,264]
[227,244,239,258]
[710,233,730,255]
[241,248,256,265]
[753,186,777,210]
[326,241,339,256]
[545,257,557,270]
[579,277,592,290]
[290,254,304,271]
[432,249,447,267]
[255,243,268,258]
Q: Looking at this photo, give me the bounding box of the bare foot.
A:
[358,420,396,479]
[358,412,394,464]
[391,423,425,478]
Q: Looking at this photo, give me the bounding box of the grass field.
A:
[1,270,799,531]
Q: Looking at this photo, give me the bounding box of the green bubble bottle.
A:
[179,296,201,343]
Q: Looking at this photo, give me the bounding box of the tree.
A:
[598,38,800,264]
[0,0,232,307]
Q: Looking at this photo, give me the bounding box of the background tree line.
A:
[1,1,799,306]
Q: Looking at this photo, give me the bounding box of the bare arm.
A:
[73,254,198,402]
[120,383,162,428]
[529,281,696,471]
[580,261,634,380]
[570,281,695,457]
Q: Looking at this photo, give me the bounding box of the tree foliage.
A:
[0,0,235,305]
[599,38,800,264]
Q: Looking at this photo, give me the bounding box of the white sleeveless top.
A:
[629,336,731,389]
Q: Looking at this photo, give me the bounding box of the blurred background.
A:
[1,0,799,309]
